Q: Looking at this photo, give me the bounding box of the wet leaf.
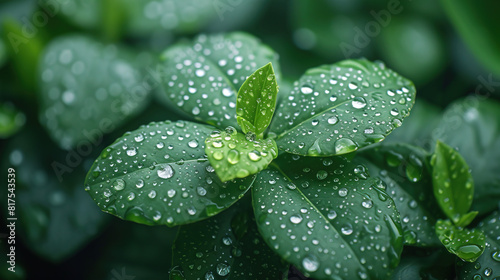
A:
[457,211,500,279]
[432,97,500,215]
[85,120,254,227]
[270,59,415,156]
[253,154,404,279]
[431,141,476,227]
[236,62,278,136]
[436,220,485,262]
[357,143,442,247]
[171,198,287,280]
[38,35,150,150]
[205,127,278,182]
[157,32,280,129]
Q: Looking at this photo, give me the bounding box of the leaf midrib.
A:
[268,162,365,272]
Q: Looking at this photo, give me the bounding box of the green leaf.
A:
[85,121,255,227]
[441,0,500,77]
[456,211,500,279]
[236,62,278,136]
[38,35,150,150]
[0,102,25,139]
[357,143,442,247]
[436,220,486,262]
[430,141,475,226]
[0,129,107,262]
[171,198,287,280]
[205,128,278,182]
[253,154,403,279]
[157,32,280,129]
[270,59,416,156]
[432,97,500,215]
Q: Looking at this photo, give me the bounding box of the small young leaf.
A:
[433,97,500,215]
[357,143,442,246]
[85,121,254,227]
[436,220,486,262]
[431,140,475,226]
[253,154,403,279]
[38,35,150,150]
[157,32,280,129]
[171,198,287,279]
[205,127,278,182]
[456,211,500,279]
[270,59,416,156]
[236,62,278,136]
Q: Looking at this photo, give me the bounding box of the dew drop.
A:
[290,215,303,224]
[157,165,174,179]
[334,138,358,154]
[327,116,338,125]
[188,139,199,148]
[300,84,313,94]
[351,97,367,109]
[302,255,319,272]
[112,179,125,191]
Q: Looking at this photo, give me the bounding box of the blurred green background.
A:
[0,0,499,279]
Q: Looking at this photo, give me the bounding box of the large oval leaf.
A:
[432,97,500,215]
[171,198,287,280]
[85,120,255,227]
[270,59,415,156]
[38,35,150,150]
[253,154,403,279]
[357,143,442,247]
[157,32,280,129]
[457,211,500,279]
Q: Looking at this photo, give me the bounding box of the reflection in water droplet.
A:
[334,138,358,154]
[113,179,125,191]
[301,84,313,94]
[157,165,174,179]
[290,215,303,224]
[351,97,367,109]
[302,254,319,272]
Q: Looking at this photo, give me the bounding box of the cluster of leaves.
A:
[81,33,500,279]
[1,0,500,279]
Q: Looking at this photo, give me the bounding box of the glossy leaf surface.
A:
[436,220,485,262]
[205,128,277,182]
[171,198,287,280]
[270,59,415,156]
[457,211,500,279]
[433,97,500,215]
[431,141,475,226]
[253,154,403,279]
[357,143,441,246]
[236,62,278,135]
[157,32,280,129]
[85,121,254,227]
